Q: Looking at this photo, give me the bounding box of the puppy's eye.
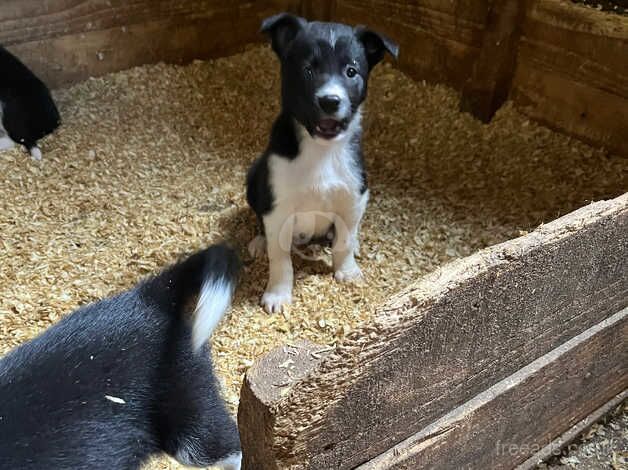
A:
[303,65,314,79]
[346,66,358,78]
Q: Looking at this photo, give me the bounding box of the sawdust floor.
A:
[0,46,626,469]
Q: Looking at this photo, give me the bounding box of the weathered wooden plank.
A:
[459,0,525,122]
[238,340,332,470]
[238,193,628,469]
[1,0,291,88]
[356,308,628,469]
[334,0,490,88]
[516,390,627,470]
[299,0,335,22]
[511,0,628,155]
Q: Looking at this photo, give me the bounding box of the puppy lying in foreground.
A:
[247,13,398,313]
[0,244,242,470]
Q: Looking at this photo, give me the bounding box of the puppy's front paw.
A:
[30,146,42,161]
[261,289,292,314]
[334,265,363,283]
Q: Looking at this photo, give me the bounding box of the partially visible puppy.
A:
[0,244,242,470]
[0,46,60,160]
[246,13,398,313]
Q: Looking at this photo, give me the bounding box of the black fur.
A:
[0,46,60,154]
[246,14,397,221]
[0,244,241,470]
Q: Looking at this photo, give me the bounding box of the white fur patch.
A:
[316,78,350,117]
[0,136,16,151]
[260,111,367,312]
[191,277,232,351]
[30,146,42,161]
[316,78,349,101]
[212,452,242,470]
[104,395,126,404]
[0,104,14,152]
[268,112,364,238]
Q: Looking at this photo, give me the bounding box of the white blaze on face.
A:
[316,78,350,117]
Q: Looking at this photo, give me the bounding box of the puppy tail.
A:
[141,243,241,351]
[191,244,241,351]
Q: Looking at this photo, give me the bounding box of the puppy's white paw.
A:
[261,289,292,314]
[248,235,266,259]
[334,265,363,283]
[30,146,42,161]
[0,136,16,151]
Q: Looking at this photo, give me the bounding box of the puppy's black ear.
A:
[260,13,307,57]
[355,27,399,70]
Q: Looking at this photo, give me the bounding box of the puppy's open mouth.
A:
[314,119,346,139]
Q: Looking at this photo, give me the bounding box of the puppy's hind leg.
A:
[247,234,266,259]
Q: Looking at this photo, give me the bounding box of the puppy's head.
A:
[261,13,398,141]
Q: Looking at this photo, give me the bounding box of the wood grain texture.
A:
[238,193,628,469]
[333,0,490,88]
[459,0,525,122]
[1,0,292,88]
[511,0,628,155]
[239,340,330,470]
[356,308,628,469]
[516,389,628,470]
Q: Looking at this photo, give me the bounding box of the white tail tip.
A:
[191,277,233,351]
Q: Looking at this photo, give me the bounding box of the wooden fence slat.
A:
[239,194,628,469]
[516,390,627,470]
[333,0,490,89]
[459,0,525,122]
[510,0,628,155]
[1,0,291,88]
[356,308,628,469]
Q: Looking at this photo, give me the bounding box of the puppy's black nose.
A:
[318,95,341,114]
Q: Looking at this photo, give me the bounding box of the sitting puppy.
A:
[0,46,60,160]
[246,13,398,313]
[0,244,242,470]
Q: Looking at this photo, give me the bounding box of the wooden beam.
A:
[333,0,491,88]
[356,308,628,469]
[238,193,628,469]
[516,389,627,470]
[459,0,525,122]
[511,0,628,155]
[238,340,332,470]
[0,0,292,88]
[299,0,335,21]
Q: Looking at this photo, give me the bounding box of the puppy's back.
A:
[0,244,241,470]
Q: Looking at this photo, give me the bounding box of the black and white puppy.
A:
[0,244,242,470]
[246,13,398,313]
[0,46,60,160]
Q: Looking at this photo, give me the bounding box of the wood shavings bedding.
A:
[0,45,625,469]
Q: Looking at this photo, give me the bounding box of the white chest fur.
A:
[268,130,363,241]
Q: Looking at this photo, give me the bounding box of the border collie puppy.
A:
[0,244,242,470]
[246,13,398,313]
[0,46,60,160]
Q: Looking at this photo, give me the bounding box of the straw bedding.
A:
[0,45,625,469]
